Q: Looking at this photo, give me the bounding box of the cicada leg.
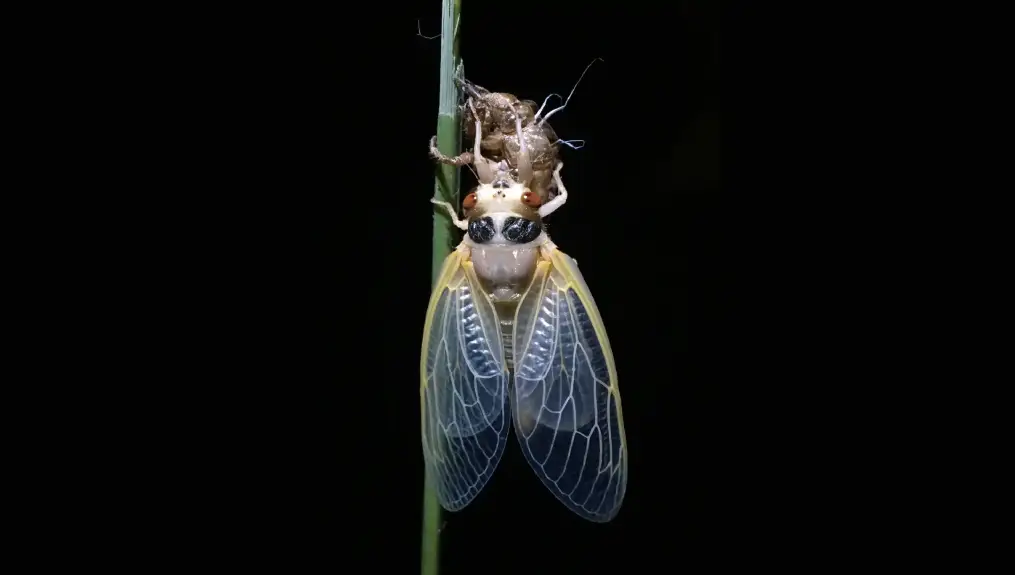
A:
[428,99,497,185]
[468,99,496,185]
[538,161,568,218]
[429,135,473,167]
[430,198,468,230]
[512,108,534,186]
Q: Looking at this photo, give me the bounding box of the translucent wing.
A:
[511,247,628,522]
[420,249,510,511]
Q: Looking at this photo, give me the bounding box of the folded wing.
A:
[420,250,510,511]
[511,247,628,522]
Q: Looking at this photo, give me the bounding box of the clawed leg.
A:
[429,135,473,166]
[428,97,497,184]
[431,198,468,230]
[538,162,568,218]
[470,100,496,184]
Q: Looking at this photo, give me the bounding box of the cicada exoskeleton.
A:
[454,72,564,203]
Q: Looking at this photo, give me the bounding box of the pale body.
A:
[456,178,553,371]
[463,179,547,299]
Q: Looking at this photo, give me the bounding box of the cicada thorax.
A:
[460,179,545,305]
[457,75,537,135]
[462,95,547,162]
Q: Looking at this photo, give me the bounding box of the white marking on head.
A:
[472,181,528,209]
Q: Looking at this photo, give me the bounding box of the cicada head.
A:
[461,176,545,248]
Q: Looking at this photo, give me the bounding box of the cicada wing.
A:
[420,249,510,512]
[511,247,628,522]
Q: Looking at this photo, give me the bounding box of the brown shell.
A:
[462,92,536,138]
[501,122,560,170]
[456,74,566,202]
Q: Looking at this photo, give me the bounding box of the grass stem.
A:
[423,1,462,574]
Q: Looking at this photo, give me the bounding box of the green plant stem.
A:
[423,0,461,574]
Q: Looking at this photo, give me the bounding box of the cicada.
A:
[421,108,628,522]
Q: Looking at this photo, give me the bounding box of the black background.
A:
[88,0,934,571]
[403,2,721,572]
[225,4,725,567]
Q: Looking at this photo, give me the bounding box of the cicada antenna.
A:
[533,93,563,122]
[538,57,604,127]
[556,139,586,150]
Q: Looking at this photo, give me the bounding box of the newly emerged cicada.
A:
[421,105,628,522]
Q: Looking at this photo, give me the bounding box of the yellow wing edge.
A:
[419,249,465,450]
[420,249,464,392]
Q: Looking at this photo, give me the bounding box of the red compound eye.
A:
[463,192,478,210]
[521,190,541,207]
